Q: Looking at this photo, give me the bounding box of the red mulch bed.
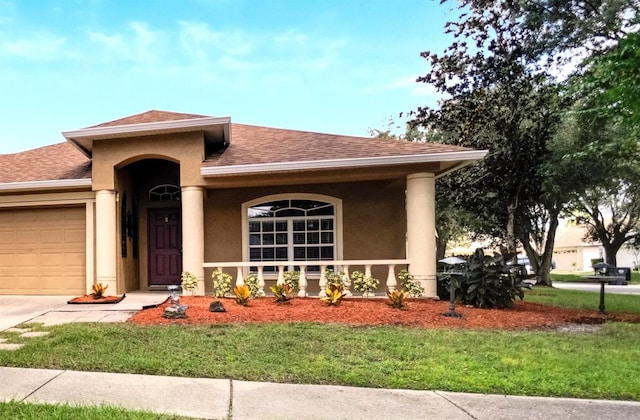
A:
[68,294,126,304]
[128,296,640,330]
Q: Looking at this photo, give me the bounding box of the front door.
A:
[148,208,182,285]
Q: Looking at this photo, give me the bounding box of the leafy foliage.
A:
[91,282,108,298]
[233,285,251,306]
[211,269,232,298]
[180,272,199,296]
[324,269,350,290]
[244,274,265,298]
[320,284,347,306]
[270,283,293,304]
[461,249,529,309]
[386,290,409,310]
[397,269,423,298]
[282,270,300,292]
[350,271,379,296]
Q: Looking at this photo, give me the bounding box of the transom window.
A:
[149,184,181,201]
[248,199,335,272]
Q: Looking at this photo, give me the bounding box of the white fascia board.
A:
[201,150,489,177]
[62,116,231,140]
[0,178,92,192]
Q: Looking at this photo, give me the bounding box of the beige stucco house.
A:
[0,110,486,297]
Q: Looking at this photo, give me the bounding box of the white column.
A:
[95,190,117,293]
[406,173,437,297]
[181,186,205,295]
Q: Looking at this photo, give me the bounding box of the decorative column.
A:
[406,173,437,297]
[181,186,206,295]
[95,190,117,293]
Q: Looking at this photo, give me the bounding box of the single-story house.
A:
[0,110,486,297]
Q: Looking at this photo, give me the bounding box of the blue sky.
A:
[0,0,456,154]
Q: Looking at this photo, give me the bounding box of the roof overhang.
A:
[201,150,488,177]
[0,178,92,193]
[62,116,231,157]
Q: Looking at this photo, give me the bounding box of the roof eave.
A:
[200,150,488,177]
[62,116,231,157]
[0,178,93,193]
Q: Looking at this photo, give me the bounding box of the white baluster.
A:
[236,266,245,287]
[257,266,265,296]
[365,265,372,279]
[318,265,327,297]
[277,265,285,285]
[343,264,352,297]
[386,264,397,292]
[298,266,307,297]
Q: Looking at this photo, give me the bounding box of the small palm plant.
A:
[91,282,108,299]
[321,284,347,306]
[233,285,251,306]
[270,283,293,304]
[387,289,409,309]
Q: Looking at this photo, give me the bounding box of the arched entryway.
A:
[116,158,182,291]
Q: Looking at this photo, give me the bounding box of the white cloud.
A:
[2,33,66,60]
[87,21,165,66]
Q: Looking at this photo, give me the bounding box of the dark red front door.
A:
[148,208,182,285]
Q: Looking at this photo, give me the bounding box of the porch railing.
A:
[202,259,410,297]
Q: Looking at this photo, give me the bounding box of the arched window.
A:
[149,184,181,201]
[245,197,339,273]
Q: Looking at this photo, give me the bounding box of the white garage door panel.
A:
[0,207,86,295]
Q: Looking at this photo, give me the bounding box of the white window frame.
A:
[241,193,343,275]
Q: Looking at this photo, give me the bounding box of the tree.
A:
[412,1,561,277]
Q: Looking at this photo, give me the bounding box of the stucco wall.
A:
[203,179,407,293]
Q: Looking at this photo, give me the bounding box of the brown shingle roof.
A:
[203,123,472,167]
[0,142,91,183]
[89,110,210,128]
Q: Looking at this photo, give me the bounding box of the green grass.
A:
[0,401,190,419]
[1,321,639,401]
[551,271,640,283]
[526,287,640,313]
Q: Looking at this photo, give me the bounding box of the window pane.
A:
[294,247,305,259]
[262,248,275,260]
[307,220,319,231]
[321,246,334,259]
[292,220,305,231]
[307,247,320,260]
[262,221,274,232]
[321,232,333,244]
[308,206,334,216]
[275,247,288,260]
[307,232,319,244]
[249,221,261,232]
[249,234,261,245]
[249,249,261,260]
[321,219,333,230]
[275,221,287,231]
[262,234,274,245]
[276,233,287,244]
[276,208,304,217]
[293,232,305,244]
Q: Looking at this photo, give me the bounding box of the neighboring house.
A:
[552,221,637,271]
[0,110,486,297]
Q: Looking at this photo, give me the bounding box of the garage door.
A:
[0,206,86,295]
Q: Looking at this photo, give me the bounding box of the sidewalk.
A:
[1,367,639,420]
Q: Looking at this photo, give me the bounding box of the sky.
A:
[0,0,457,154]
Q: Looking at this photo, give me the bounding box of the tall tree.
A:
[412,1,560,271]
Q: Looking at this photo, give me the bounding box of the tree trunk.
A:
[504,203,518,263]
[519,205,560,287]
[603,244,619,266]
[436,234,447,261]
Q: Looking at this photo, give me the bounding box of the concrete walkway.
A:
[1,293,639,419]
[0,366,639,419]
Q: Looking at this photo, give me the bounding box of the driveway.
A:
[553,282,640,295]
[0,295,72,331]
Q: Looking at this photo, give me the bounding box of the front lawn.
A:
[525,287,640,313]
[0,401,188,419]
[1,321,639,401]
[551,271,640,284]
